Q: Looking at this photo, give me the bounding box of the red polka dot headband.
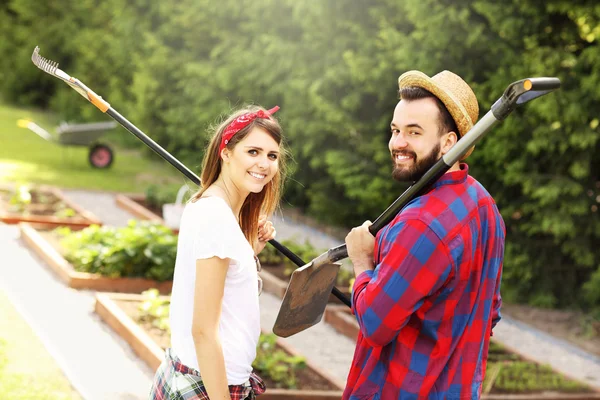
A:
[219,106,280,155]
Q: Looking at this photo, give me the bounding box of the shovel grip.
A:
[525,77,561,91]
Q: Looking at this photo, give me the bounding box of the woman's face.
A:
[224,127,280,194]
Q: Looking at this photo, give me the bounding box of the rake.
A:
[30,45,352,306]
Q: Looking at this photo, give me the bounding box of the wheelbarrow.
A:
[17,119,118,168]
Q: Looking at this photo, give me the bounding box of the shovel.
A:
[272,76,561,338]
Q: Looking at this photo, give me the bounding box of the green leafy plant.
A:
[252,333,306,389]
[484,341,589,393]
[257,241,285,265]
[336,268,354,292]
[139,289,170,333]
[257,238,323,278]
[281,239,322,277]
[8,184,32,212]
[56,220,177,281]
[53,206,76,218]
[493,362,586,393]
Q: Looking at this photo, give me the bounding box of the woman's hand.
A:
[255,215,276,255]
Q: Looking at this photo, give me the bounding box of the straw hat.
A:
[398,70,479,159]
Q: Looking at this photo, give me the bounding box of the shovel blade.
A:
[273,260,341,337]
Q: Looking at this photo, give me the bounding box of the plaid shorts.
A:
[148,348,266,400]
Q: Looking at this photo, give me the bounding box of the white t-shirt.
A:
[169,196,261,385]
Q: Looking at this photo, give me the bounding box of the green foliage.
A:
[485,341,589,393]
[257,238,323,276]
[583,265,600,318]
[280,239,322,274]
[8,184,31,212]
[54,207,77,218]
[257,240,286,266]
[336,268,355,292]
[253,333,306,389]
[492,362,587,393]
[56,220,177,281]
[139,289,171,334]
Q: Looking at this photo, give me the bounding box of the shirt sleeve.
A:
[352,218,454,347]
[190,200,248,267]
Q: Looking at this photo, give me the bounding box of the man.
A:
[344,70,505,400]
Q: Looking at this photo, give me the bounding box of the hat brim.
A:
[398,70,474,159]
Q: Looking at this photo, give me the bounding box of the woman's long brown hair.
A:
[190,106,287,247]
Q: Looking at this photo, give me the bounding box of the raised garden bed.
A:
[0,184,101,228]
[115,193,181,234]
[95,293,345,399]
[19,222,172,294]
[323,306,600,399]
[115,193,164,223]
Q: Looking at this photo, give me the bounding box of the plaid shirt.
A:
[344,164,505,400]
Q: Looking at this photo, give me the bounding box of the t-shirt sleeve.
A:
[190,200,248,266]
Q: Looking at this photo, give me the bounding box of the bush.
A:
[258,238,323,276]
[253,333,306,389]
[55,220,177,281]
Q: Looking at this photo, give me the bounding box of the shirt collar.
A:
[430,162,469,189]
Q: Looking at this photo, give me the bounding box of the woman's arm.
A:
[191,256,231,400]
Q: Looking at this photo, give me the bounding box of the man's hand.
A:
[345,220,375,277]
[255,215,276,255]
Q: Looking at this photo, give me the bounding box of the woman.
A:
[149,105,287,400]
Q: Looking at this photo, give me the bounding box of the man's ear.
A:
[441,131,458,155]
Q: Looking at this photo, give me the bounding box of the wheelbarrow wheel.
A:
[88,144,114,168]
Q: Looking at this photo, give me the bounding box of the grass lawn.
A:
[0,101,194,193]
[0,289,81,399]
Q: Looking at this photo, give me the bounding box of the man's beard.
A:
[391,143,441,182]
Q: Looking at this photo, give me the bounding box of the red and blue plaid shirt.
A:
[344,164,505,400]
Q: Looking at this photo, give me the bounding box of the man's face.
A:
[389,98,444,182]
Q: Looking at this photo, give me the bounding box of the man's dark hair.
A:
[399,87,459,137]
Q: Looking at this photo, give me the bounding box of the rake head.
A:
[32,46,60,75]
[31,46,93,102]
[31,46,76,87]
